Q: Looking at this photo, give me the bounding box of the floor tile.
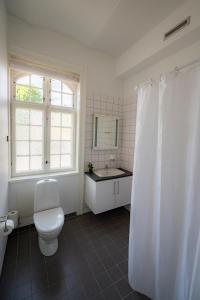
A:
[67,286,87,300]
[107,265,124,282]
[1,208,135,300]
[102,284,121,300]
[95,271,112,290]
[10,282,32,300]
[100,255,116,270]
[124,291,151,300]
[118,259,128,275]
[89,260,106,274]
[115,277,133,297]
[91,293,105,300]
[83,277,101,298]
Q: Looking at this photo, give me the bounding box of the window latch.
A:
[45,160,49,164]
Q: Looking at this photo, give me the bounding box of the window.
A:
[11,69,78,176]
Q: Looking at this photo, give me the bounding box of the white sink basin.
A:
[94,168,125,178]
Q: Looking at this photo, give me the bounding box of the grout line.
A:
[5,208,131,300]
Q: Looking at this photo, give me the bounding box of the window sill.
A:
[9,170,81,183]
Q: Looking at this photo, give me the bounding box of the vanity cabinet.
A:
[85,175,132,214]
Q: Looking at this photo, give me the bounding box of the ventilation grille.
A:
[164,16,191,40]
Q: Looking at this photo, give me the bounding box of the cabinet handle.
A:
[113,182,116,195]
[117,181,119,194]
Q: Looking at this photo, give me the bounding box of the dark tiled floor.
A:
[0,207,150,300]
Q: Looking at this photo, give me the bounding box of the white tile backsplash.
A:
[84,93,123,171]
[120,95,137,172]
[84,92,137,172]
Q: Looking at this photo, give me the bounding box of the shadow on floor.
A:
[0,207,150,300]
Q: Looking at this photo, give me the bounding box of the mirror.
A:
[93,114,119,150]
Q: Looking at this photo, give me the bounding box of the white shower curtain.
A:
[129,66,200,300]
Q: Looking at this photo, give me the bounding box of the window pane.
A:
[51,141,60,154]
[30,110,43,125]
[16,156,29,172]
[61,155,71,168]
[62,113,72,127]
[51,127,61,140]
[50,111,74,170]
[16,85,30,101]
[31,75,43,88]
[15,74,43,103]
[63,94,73,107]
[16,125,29,140]
[62,83,72,94]
[50,155,60,169]
[30,87,43,103]
[16,141,29,156]
[51,112,61,126]
[51,92,61,106]
[30,126,43,140]
[16,76,29,85]
[61,128,72,140]
[30,156,42,170]
[31,142,42,155]
[14,106,44,174]
[61,141,71,154]
[13,70,77,176]
[51,79,61,92]
[16,108,29,125]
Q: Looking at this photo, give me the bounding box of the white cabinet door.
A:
[96,179,115,213]
[115,176,132,207]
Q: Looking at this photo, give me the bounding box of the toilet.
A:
[33,179,64,256]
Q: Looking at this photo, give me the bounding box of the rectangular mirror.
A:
[93,114,119,150]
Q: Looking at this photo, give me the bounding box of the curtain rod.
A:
[174,58,200,72]
[135,58,200,92]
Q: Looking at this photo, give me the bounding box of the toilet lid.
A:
[34,207,64,234]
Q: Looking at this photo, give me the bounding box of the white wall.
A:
[9,174,81,226]
[7,15,123,224]
[121,40,200,171]
[117,0,200,78]
[8,16,122,97]
[8,0,200,226]
[0,0,8,275]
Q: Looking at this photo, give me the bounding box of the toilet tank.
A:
[34,179,60,213]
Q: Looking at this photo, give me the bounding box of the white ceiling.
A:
[6,0,187,57]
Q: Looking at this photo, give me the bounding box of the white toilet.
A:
[33,179,64,256]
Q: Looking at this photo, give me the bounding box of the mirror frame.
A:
[92,114,119,150]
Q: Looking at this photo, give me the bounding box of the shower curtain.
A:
[129,66,200,300]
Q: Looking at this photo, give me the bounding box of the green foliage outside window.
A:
[16,85,43,103]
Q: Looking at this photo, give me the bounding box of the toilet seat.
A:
[34,207,64,234]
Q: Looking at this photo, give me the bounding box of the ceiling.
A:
[6,0,187,57]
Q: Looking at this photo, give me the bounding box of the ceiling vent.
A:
[164,16,191,40]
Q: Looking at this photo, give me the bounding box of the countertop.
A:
[85,168,132,182]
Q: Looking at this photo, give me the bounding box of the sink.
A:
[94,168,125,178]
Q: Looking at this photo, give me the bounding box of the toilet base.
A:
[38,236,58,256]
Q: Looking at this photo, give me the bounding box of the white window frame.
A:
[10,69,78,177]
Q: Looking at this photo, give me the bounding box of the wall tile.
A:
[84,93,137,172]
[84,93,123,171]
